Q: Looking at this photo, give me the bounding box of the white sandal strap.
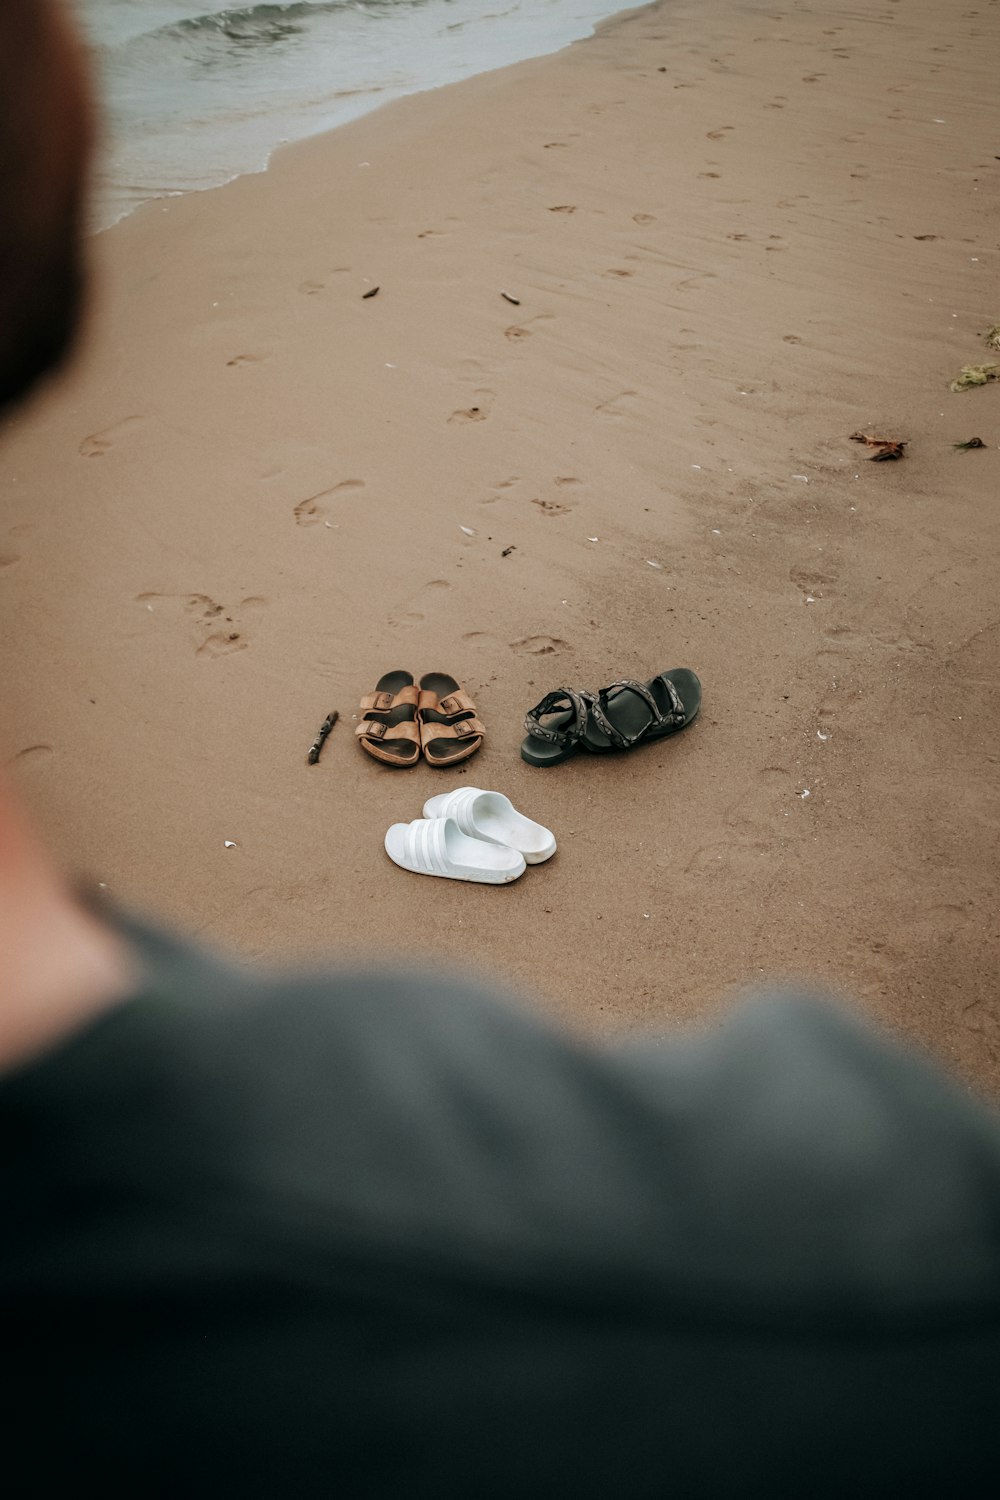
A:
[449,788,487,839]
[409,817,445,876]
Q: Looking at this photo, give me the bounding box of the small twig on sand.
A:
[362,286,380,299]
[500,291,521,305]
[308,710,339,764]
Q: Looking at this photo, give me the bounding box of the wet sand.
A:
[2,0,999,1088]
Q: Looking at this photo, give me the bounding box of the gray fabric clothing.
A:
[4,917,1000,1493]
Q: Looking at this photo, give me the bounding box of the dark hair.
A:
[0,0,93,411]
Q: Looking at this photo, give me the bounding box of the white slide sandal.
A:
[385,816,526,884]
[422,787,557,864]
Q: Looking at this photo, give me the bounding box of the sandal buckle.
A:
[439,694,459,714]
[372,691,393,711]
[366,720,387,739]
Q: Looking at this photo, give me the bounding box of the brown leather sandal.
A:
[356,670,421,767]
[418,672,485,767]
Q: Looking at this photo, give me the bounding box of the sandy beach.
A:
[2,0,998,1088]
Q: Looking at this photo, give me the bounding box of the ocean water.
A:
[73,0,634,229]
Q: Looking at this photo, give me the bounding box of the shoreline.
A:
[4,0,1000,1090]
[87,0,646,232]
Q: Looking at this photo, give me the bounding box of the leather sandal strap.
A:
[421,716,485,745]
[434,690,478,719]
[360,685,419,714]
[418,688,479,719]
[356,718,421,745]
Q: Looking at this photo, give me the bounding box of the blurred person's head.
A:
[0,3,128,1064]
[0,0,92,414]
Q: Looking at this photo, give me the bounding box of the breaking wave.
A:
[123,2,415,52]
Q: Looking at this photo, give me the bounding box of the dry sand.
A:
[2,0,998,1087]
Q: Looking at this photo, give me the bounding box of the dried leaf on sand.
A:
[869,443,907,461]
[850,432,907,460]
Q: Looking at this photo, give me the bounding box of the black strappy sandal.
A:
[521,668,701,766]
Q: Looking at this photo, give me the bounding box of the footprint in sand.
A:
[826,623,930,656]
[294,495,326,527]
[1,523,32,570]
[503,313,553,343]
[820,624,863,649]
[79,415,145,458]
[480,477,520,503]
[790,564,838,599]
[632,212,656,224]
[783,333,803,344]
[533,498,572,517]
[293,478,365,527]
[685,837,777,876]
[136,590,266,657]
[387,579,450,629]
[226,353,266,368]
[448,391,494,424]
[12,744,54,764]
[706,126,735,141]
[196,595,266,657]
[510,636,567,655]
[197,629,249,659]
[601,268,634,279]
[595,390,637,419]
[548,205,577,214]
[815,696,839,730]
[462,630,511,655]
[298,280,325,296]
